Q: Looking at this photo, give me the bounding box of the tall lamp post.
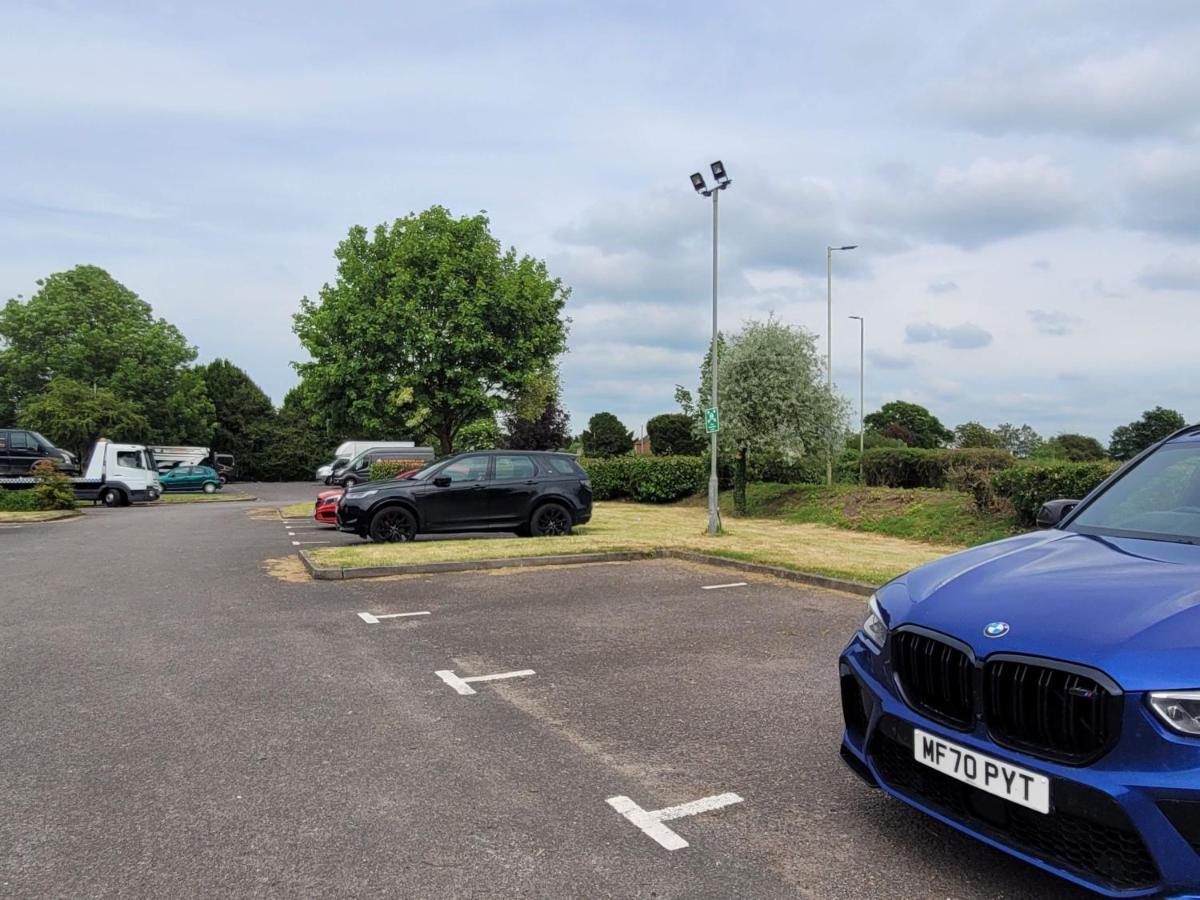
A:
[691,161,732,535]
[825,243,857,484]
[848,315,864,482]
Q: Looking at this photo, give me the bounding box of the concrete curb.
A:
[297,546,877,595]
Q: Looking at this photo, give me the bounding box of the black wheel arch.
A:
[368,497,424,531]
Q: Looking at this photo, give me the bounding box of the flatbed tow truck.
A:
[0,438,161,507]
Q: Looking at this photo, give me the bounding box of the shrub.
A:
[746,453,824,484]
[580,456,706,503]
[0,489,41,512]
[835,450,862,483]
[646,413,704,456]
[369,458,431,481]
[862,448,1013,489]
[992,461,1118,524]
[31,459,76,510]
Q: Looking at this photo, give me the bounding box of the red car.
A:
[313,469,421,525]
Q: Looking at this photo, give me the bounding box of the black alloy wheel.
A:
[530,503,572,537]
[370,507,417,543]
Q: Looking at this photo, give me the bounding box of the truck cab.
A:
[82,440,161,506]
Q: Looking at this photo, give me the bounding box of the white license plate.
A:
[913,728,1050,815]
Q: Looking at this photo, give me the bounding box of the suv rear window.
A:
[547,456,585,476]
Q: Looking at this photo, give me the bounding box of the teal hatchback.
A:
[160,465,222,494]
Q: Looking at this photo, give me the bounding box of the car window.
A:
[548,456,584,476]
[441,455,490,483]
[116,451,140,468]
[10,432,31,451]
[1071,443,1200,542]
[0,431,7,450]
[493,455,536,480]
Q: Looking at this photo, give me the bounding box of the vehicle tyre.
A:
[203,482,217,494]
[343,476,358,488]
[99,488,122,508]
[369,506,417,543]
[529,502,572,537]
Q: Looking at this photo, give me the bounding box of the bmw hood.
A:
[884,530,1200,691]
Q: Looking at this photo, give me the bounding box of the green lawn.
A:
[690,482,1020,547]
[159,492,256,504]
[307,501,959,586]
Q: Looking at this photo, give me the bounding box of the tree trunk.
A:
[734,447,748,516]
[437,426,454,456]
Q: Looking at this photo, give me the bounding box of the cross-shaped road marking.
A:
[606,792,744,850]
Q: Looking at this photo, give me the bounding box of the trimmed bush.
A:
[369,458,431,481]
[862,448,1014,489]
[580,455,707,503]
[992,461,1118,524]
[0,489,41,512]
[31,459,76,510]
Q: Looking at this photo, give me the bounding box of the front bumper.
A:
[840,632,1200,897]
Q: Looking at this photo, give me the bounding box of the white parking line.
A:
[606,792,744,850]
[291,540,330,545]
[701,582,748,590]
[358,611,430,624]
[436,668,535,695]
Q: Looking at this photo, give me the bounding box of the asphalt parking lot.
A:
[0,484,1090,898]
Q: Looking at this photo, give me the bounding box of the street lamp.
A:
[825,243,857,485]
[691,161,732,535]
[849,315,864,482]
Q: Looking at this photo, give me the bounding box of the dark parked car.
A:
[336,450,592,542]
[0,428,77,475]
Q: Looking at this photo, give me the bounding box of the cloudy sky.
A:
[3,0,1199,443]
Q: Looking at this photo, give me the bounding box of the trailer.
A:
[0,439,161,507]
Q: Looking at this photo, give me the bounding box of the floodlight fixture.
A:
[710,160,730,186]
[690,172,708,194]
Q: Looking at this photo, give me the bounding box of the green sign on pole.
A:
[704,407,720,434]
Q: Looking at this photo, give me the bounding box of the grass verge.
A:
[307,501,958,586]
[279,501,314,518]
[159,492,256,504]
[0,509,80,523]
[682,482,1020,547]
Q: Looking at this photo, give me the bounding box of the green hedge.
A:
[862,448,1014,488]
[0,489,41,512]
[580,455,707,503]
[992,461,1118,524]
[369,459,432,481]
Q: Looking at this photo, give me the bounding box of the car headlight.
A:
[862,593,889,648]
[345,489,377,501]
[1147,691,1200,736]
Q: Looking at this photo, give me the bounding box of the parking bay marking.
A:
[358,611,430,624]
[701,582,748,590]
[436,668,535,695]
[291,540,330,545]
[606,792,744,850]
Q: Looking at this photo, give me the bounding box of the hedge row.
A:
[580,455,707,503]
[368,459,432,481]
[992,461,1118,524]
[0,489,41,512]
[862,448,1014,489]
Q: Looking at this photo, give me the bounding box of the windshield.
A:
[1069,442,1200,544]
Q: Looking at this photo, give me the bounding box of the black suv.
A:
[336,450,592,542]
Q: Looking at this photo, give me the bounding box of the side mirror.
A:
[433,476,452,488]
[1036,498,1080,529]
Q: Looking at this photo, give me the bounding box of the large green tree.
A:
[293,207,569,454]
[995,422,1043,458]
[1038,432,1107,461]
[21,378,149,460]
[239,386,329,481]
[0,266,214,444]
[953,421,1002,449]
[198,359,275,456]
[647,413,704,456]
[1109,407,1187,460]
[678,319,844,513]
[581,412,633,458]
[864,401,952,449]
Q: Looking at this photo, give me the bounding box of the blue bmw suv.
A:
[840,426,1200,897]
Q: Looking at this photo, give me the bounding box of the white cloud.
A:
[1137,255,1200,291]
[905,322,993,350]
[863,157,1090,249]
[1123,146,1200,238]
